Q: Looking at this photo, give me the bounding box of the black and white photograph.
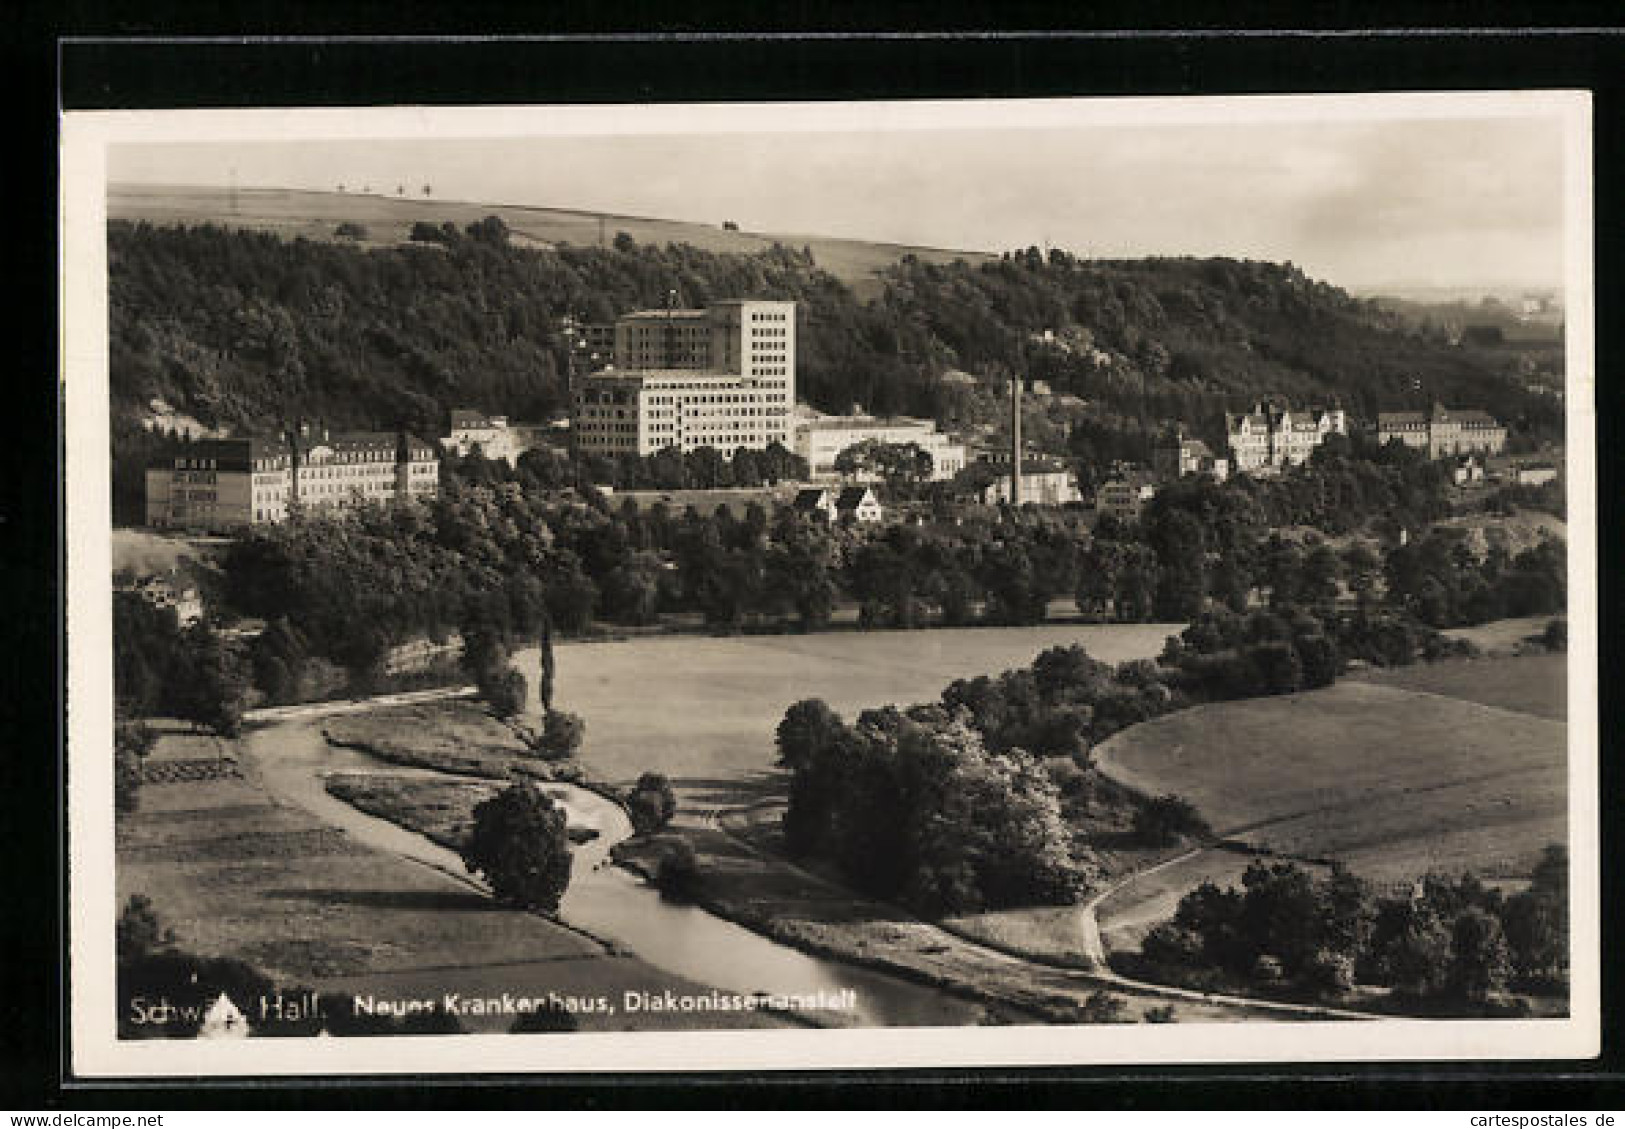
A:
[60,92,1597,1076]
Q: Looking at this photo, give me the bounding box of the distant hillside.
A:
[108,184,994,301]
[106,216,1563,524]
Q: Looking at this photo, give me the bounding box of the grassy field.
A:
[1094,656,1567,887]
[1444,616,1563,658]
[108,184,996,300]
[525,623,1180,791]
[1350,651,1566,720]
[322,699,532,779]
[118,733,788,1032]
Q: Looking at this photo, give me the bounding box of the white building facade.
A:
[1225,402,1348,474]
[574,300,797,459]
[146,427,439,533]
[441,410,547,464]
[793,410,968,482]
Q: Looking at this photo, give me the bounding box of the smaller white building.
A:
[794,408,967,482]
[442,410,547,464]
[979,459,1083,506]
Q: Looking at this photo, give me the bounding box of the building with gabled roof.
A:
[1377,403,1506,459]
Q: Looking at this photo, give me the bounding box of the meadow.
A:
[1093,655,1567,888]
[524,623,1180,790]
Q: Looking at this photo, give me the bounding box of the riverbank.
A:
[118,724,791,1033]
[611,804,1295,1025]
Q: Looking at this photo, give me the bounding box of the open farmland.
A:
[109,184,995,300]
[117,728,789,1032]
[1093,656,1567,888]
[521,623,1180,790]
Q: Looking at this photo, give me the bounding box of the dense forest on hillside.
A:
[109,221,1562,520]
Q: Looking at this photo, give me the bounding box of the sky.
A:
[106,109,1570,292]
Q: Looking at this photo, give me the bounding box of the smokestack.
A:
[1010,374,1022,506]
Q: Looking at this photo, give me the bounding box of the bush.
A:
[1080,990,1129,1023]
[334,221,369,240]
[461,783,573,911]
[116,895,173,960]
[1132,793,1209,846]
[531,709,586,760]
[1141,922,1205,968]
[1542,618,1567,652]
[1142,1005,1178,1024]
[655,839,702,900]
[479,665,528,718]
[1301,948,1356,996]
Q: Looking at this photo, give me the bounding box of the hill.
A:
[106,212,1563,524]
[108,184,993,301]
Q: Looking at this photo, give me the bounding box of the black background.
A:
[8,3,1623,1110]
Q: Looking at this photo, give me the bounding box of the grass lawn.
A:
[1094,659,1566,886]
[117,733,788,1031]
[521,623,1179,790]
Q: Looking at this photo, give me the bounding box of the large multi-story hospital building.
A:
[572,300,797,458]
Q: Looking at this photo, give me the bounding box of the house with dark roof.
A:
[791,485,883,524]
[834,486,884,524]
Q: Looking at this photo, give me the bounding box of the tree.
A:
[175,625,249,736]
[628,772,678,834]
[775,699,845,773]
[1445,906,1512,1003]
[1366,899,1452,996]
[465,215,512,247]
[1502,844,1568,983]
[461,784,573,911]
[114,719,154,815]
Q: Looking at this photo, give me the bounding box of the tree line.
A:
[773,586,1477,918]
[1133,847,1568,1013]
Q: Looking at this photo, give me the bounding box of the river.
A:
[242,720,989,1027]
